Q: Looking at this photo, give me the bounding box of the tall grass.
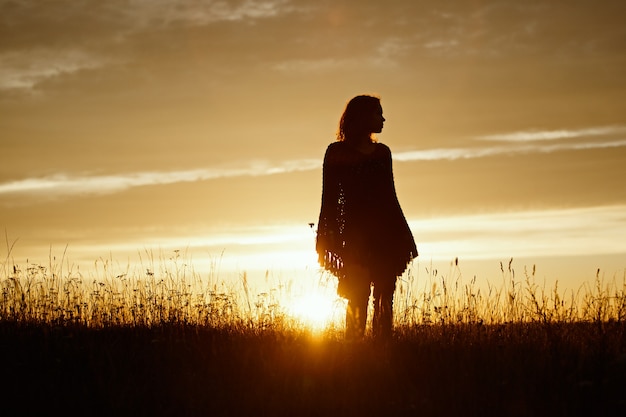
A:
[1,248,277,328]
[2,245,625,329]
[2,247,625,416]
[396,257,626,327]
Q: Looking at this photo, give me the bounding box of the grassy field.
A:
[1,253,625,416]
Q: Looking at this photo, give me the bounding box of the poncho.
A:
[315,141,417,284]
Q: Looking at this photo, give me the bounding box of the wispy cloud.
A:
[125,0,294,27]
[423,39,459,50]
[0,0,298,93]
[411,204,626,260]
[272,58,348,73]
[0,49,106,91]
[272,36,415,73]
[2,125,625,198]
[0,158,320,197]
[395,125,626,161]
[477,126,626,142]
[394,140,626,162]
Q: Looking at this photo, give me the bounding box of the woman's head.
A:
[337,95,385,143]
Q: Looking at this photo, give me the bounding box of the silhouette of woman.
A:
[316,95,417,339]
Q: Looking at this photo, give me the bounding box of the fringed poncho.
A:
[315,141,417,284]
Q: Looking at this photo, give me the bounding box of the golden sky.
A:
[1,0,626,290]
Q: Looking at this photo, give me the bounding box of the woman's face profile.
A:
[368,104,385,134]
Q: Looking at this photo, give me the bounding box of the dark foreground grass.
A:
[1,321,625,417]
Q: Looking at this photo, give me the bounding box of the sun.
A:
[285,290,345,333]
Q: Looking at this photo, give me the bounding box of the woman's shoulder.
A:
[325,141,391,158]
[327,141,390,151]
[326,141,347,151]
[374,142,392,156]
[324,141,348,157]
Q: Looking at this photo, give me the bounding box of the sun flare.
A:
[285,291,345,332]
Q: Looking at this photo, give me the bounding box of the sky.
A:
[2,0,626,293]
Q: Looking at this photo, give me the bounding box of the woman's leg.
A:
[372,278,396,339]
[345,281,371,340]
[345,297,368,339]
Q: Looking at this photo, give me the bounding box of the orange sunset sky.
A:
[1,0,625,291]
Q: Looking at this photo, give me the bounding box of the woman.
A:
[316,95,417,339]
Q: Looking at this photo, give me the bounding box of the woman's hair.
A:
[337,94,381,143]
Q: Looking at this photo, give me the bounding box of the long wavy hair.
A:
[337,94,381,143]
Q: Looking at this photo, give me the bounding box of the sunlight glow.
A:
[285,291,345,333]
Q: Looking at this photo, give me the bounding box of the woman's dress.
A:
[316,141,417,296]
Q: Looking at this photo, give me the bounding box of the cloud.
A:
[394,125,626,162]
[272,58,347,73]
[423,39,459,50]
[394,140,626,162]
[0,0,299,92]
[125,0,294,27]
[0,158,320,197]
[411,204,626,260]
[2,125,625,198]
[0,49,106,91]
[476,126,626,142]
